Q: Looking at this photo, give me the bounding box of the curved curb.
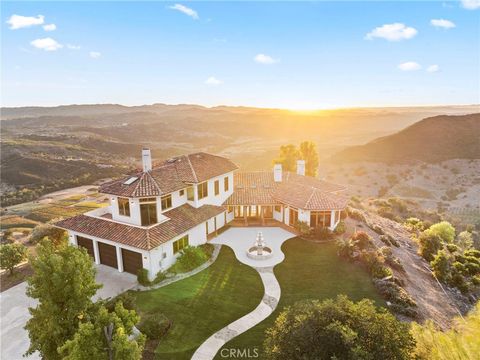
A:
[192,266,280,360]
[132,244,222,291]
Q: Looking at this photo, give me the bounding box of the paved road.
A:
[0,265,136,360]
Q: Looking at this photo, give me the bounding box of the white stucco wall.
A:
[195,171,234,208]
[273,207,283,222]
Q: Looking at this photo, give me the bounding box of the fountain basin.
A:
[246,246,273,260]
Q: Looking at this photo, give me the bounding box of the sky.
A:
[1,1,479,109]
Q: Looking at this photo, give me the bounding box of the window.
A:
[274,205,281,212]
[214,180,220,196]
[197,181,208,200]
[187,186,194,201]
[224,177,229,192]
[173,235,189,254]
[118,197,130,216]
[140,198,157,226]
[179,189,185,196]
[161,194,172,210]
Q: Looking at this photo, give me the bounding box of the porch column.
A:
[116,246,124,272]
[330,210,336,230]
[93,240,100,265]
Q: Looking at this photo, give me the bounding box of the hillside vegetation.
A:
[332,114,480,163]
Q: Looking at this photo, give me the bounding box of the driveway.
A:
[210,227,296,268]
[0,265,137,360]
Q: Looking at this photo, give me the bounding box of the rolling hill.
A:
[332,113,480,163]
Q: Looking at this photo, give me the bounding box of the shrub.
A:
[373,279,417,317]
[314,227,333,241]
[446,244,458,253]
[360,250,392,279]
[347,207,366,222]
[418,232,443,261]
[464,249,480,259]
[426,221,456,243]
[137,268,150,286]
[106,292,136,311]
[176,246,208,272]
[333,220,346,235]
[404,218,425,233]
[336,238,355,259]
[137,313,171,340]
[472,275,480,285]
[295,221,311,236]
[379,235,391,246]
[431,250,450,282]
[352,231,372,250]
[389,237,400,247]
[0,242,28,275]
[372,224,384,235]
[152,271,167,284]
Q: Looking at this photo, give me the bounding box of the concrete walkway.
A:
[210,227,295,268]
[192,266,280,360]
[0,265,137,360]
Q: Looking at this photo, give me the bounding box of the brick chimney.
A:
[142,148,152,172]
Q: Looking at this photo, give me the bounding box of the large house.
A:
[55,149,347,279]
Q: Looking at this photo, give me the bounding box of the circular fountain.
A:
[247,231,273,260]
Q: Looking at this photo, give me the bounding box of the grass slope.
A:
[133,246,264,360]
[215,239,384,358]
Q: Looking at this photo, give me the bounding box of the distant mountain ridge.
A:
[332,113,480,163]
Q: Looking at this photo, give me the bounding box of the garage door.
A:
[122,248,143,275]
[77,236,94,258]
[98,242,118,269]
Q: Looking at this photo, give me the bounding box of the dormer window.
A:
[161,194,172,210]
[198,182,208,200]
[187,186,194,201]
[118,197,130,216]
[224,176,229,192]
[214,180,220,196]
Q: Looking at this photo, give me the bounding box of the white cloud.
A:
[89,51,101,59]
[30,37,62,51]
[205,76,223,86]
[254,54,279,64]
[398,61,422,71]
[430,19,456,29]
[461,0,480,9]
[43,23,56,31]
[7,14,44,29]
[365,23,417,41]
[169,4,199,19]
[67,44,81,50]
[427,64,440,73]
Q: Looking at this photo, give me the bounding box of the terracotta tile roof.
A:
[100,152,238,197]
[224,171,347,210]
[55,204,225,250]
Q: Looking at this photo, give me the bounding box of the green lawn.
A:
[215,238,384,358]
[132,246,264,359]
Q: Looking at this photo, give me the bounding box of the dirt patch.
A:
[0,263,32,292]
[345,212,465,329]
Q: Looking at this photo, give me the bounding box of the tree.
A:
[274,144,299,172]
[24,241,101,359]
[30,224,67,247]
[59,302,145,360]
[299,141,319,176]
[0,242,28,275]
[264,295,415,360]
[411,301,480,359]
